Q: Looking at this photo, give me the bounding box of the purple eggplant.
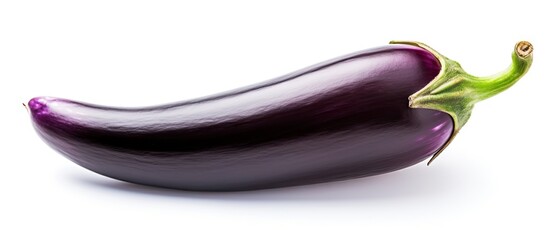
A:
[28,41,533,191]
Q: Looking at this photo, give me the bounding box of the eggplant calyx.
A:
[390,40,534,165]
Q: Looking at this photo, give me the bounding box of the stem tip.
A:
[515,41,533,58]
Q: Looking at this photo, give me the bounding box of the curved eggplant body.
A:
[30,44,453,191]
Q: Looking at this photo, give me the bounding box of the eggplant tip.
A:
[28,97,49,115]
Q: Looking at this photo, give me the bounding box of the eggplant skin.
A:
[29,44,453,191]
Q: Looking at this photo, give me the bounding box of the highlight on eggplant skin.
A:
[28,41,533,191]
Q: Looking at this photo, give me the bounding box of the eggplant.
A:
[28,41,533,191]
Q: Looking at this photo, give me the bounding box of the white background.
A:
[1,1,547,239]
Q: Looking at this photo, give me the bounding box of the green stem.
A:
[390,40,534,164]
[473,42,533,101]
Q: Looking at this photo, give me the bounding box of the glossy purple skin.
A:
[29,44,453,191]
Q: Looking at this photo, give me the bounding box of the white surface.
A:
[1,1,547,239]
